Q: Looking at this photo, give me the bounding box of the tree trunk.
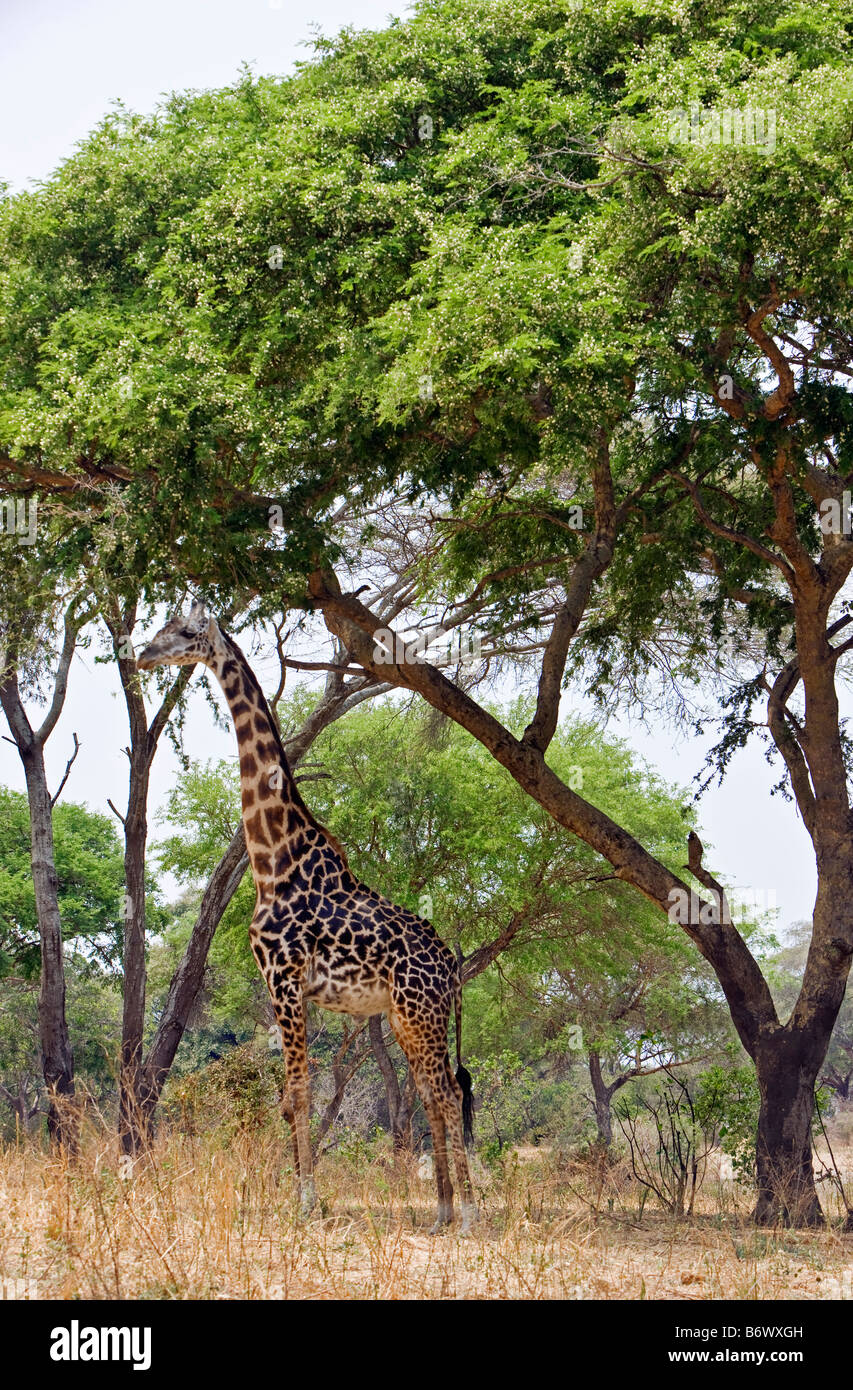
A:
[0,617,84,1153]
[119,764,151,1154]
[104,604,194,1154]
[19,742,76,1151]
[588,1051,614,1149]
[369,1014,413,1152]
[752,1031,824,1227]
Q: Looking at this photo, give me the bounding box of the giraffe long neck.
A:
[210,633,339,892]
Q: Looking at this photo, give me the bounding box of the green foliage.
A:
[331,1125,387,1175]
[695,1064,761,1182]
[0,787,129,978]
[0,959,121,1138]
[468,1049,571,1156]
[4,0,852,634]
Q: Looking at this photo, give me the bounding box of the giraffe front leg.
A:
[275,988,316,1220]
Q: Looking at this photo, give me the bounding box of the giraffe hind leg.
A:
[390,1014,453,1231]
[424,1096,453,1233]
[441,1054,477,1232]
[422,1049,475,1233]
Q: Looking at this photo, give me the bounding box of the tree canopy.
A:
[2,0,852,633]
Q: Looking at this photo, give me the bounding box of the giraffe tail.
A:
[454,985,475,1149]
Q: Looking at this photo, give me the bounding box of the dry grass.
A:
[0,1124,852,1300]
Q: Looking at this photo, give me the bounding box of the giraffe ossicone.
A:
[137,602,476,1232]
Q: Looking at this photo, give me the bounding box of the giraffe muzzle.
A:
[136,644,167,670]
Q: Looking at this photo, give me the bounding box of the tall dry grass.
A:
[1,1113,852,1299]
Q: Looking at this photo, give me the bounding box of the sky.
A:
[1,0,411,194]
[0,0,824,933]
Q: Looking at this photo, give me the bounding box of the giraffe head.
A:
[136,601,224,671]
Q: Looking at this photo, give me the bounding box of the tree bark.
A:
[23,745,75,1150]
[0,615,82,1153]
[118,759,151,1154]
[103,599,194,1156]
[588,1051,615,1149]
[369,1014,413,1152]
[752,1030,824,1227]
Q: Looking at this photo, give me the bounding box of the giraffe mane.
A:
[220,628,351,870]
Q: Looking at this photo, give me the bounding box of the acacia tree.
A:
[0,787,125,981]
[3,0,853,1222]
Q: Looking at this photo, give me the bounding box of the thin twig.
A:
[51,732,80,807]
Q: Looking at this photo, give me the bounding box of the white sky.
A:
[0,0,825,933]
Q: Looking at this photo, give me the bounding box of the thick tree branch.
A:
[741,287,797,422]
[37,606,84,744]
[522,431,616,754]
[668,470,795,581]
[308,567,779,1054]
[685,831,733,928]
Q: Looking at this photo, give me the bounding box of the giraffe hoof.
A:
[429,1205,453,1235]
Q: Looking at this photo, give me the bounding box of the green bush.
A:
[694,1065,760,1183]
[161,1044,286,1139]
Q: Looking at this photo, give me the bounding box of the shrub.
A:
[161,1044,286,1139]
[694,1065,760,1184]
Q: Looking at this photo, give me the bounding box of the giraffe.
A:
[137,602,476,1231]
